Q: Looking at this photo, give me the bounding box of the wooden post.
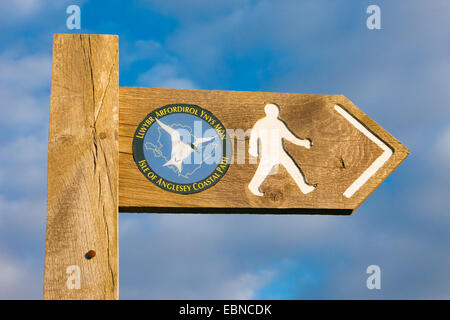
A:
[44,34,119,299]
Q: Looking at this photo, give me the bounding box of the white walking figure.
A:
[156,118,214,173]
[248,103,317,196]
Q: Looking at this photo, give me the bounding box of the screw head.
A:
[86,250,96,259]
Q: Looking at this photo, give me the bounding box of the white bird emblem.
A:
[156,118,215,173]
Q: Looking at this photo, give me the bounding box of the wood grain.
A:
[119,87,409,214]
[44,34,119,299]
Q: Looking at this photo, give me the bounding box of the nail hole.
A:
[340,157,346,169]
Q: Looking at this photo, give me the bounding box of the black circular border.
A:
[132,104,232,194]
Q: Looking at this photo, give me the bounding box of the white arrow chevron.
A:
[334,105,393,198]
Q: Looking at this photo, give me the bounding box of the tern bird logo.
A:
[155,118,214,173]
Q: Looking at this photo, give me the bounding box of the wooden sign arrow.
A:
[119,87,409,214]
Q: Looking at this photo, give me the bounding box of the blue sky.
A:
[0,0,449,299]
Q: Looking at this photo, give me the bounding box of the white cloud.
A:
[0,196,46,235]
[0,0,85,24]
[0,47,49,301]
[143,0,253,22]
[0,249,42,299]
[409,126,450,225]
[0,133,48,196]
[118,213,344,299]
[433,127,450,172]
[0,52,50,125]
[0,89,49,125]
[160,0,344,79]
[137,63,197,89]
[0,0,42,18]
[0,53,51,91]
[320,230,450,299]
[119,215,276,299]
[219,270,275,299]
[122,40,169,67]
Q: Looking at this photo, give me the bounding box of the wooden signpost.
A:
[44,34,409,299]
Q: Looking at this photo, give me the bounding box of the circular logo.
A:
[133,104,232,194]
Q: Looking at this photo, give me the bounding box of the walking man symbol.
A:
[248,103,317,196]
